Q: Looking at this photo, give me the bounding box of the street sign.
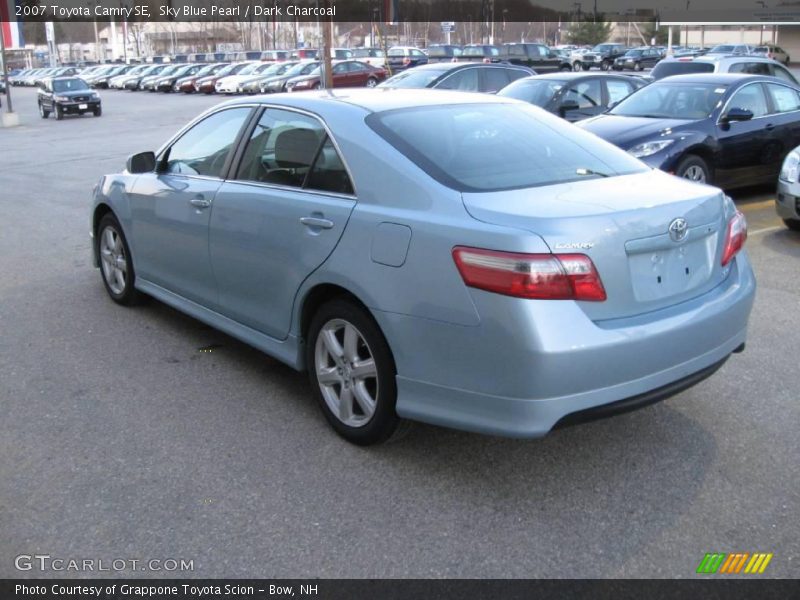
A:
[440,21,455,33]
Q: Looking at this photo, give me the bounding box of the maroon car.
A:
[286,60,387,91]
[176,62,229,93]
[194,62,250,94]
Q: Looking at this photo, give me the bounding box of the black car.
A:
[499,43,572,73]
[612,48,662,71]
[379,62,534,93]
[38,76,101,120]
[577,73,800,188]
[580,43,629,71]
[498,73,647,121]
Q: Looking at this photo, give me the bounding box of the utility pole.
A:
[1,26,19,127]
[321,0,333,89]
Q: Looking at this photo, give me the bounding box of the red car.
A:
[286,60,387,91]
[176,63,229,93]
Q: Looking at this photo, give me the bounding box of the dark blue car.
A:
[578,73,800,189]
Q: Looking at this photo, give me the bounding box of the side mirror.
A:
[559,100,580,117]
[721,107,754,123]
[127,151,156,174]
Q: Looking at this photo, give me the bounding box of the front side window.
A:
[235,109,354,195]
[563,79,602,109]
[367,103,646,192]
[725,83,769,118]
[163,108,251,178]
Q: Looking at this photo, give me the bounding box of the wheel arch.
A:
[92,203,115,265]
[298,283,374,346]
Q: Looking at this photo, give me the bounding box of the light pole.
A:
[87,2,100,62]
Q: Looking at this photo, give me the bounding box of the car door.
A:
[209,108,356,339]
[715,82,776,187]
[331,61,353,87]
[128,107,253,307]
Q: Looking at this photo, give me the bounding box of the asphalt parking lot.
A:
[0,85,798,579]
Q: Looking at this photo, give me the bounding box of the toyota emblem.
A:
[668,218,688,242]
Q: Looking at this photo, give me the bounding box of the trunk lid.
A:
[461,171,733,321]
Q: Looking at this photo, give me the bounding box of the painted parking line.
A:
[749,225,785,236]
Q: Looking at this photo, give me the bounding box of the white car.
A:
[351,47,386,69]
[754,45,791,65]
[214,61,261,94]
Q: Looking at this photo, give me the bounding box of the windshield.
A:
[236,63,260,75]
[53,78,90,92]
[710,45,734,53]
[367,104,646,192]
[610,81,728,119]
[462,46,499,57]
[380,67,450,88]
[498,79,566,106]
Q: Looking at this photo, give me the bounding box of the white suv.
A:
[651,55,797,85]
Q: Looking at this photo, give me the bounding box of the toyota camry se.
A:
[90,90,755,445]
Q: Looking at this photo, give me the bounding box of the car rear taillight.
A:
[721,211,747,266]
[452,247,606,301]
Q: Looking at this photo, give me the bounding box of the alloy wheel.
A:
[314,319,379,428]
[682,165,707,182]
[99,225,128,295]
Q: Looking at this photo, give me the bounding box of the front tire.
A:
[55,105,63,120]
[601,60,611,71]
[97,214,141,305]
[675,154,711,184]
[39,102,49,118]
[634,61,643,71]
[572,61,582,72]
[307,298,402,445]
[783,218,800,232]
[94,106,102,117]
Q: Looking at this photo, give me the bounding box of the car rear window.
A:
[366,104,646,192]
[651,61,714,79]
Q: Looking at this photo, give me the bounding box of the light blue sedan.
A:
[90,89,755,445]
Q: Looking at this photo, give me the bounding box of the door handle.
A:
[300,216,334,229]
[190,197,211,209]
[765,123,775,131]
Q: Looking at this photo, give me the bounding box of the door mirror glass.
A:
[721,107,754,123]
[127,151,156,174]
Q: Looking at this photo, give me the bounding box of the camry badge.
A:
[554,242,594,250]
[668,218,688,242]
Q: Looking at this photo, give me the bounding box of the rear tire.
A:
[307,298,404,446]
[675,154,711,184]
[572,61,582,71]
[365,77,378,87]
[634,61,643,71]
[601,60,611,71]
[783,218,800,232]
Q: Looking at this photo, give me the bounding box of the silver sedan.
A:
[90,90,756,445]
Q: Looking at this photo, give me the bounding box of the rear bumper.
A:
[376,252,755,438]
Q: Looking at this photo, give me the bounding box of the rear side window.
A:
[366,104,646,192]
[437,68,480,91]
[770,65,798,84]
[606,79,634,104]
[766,83,800,113]
[483,68,510,92]
[235,108,353,195]
[564,79,602,109]
[651,61,714,79]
